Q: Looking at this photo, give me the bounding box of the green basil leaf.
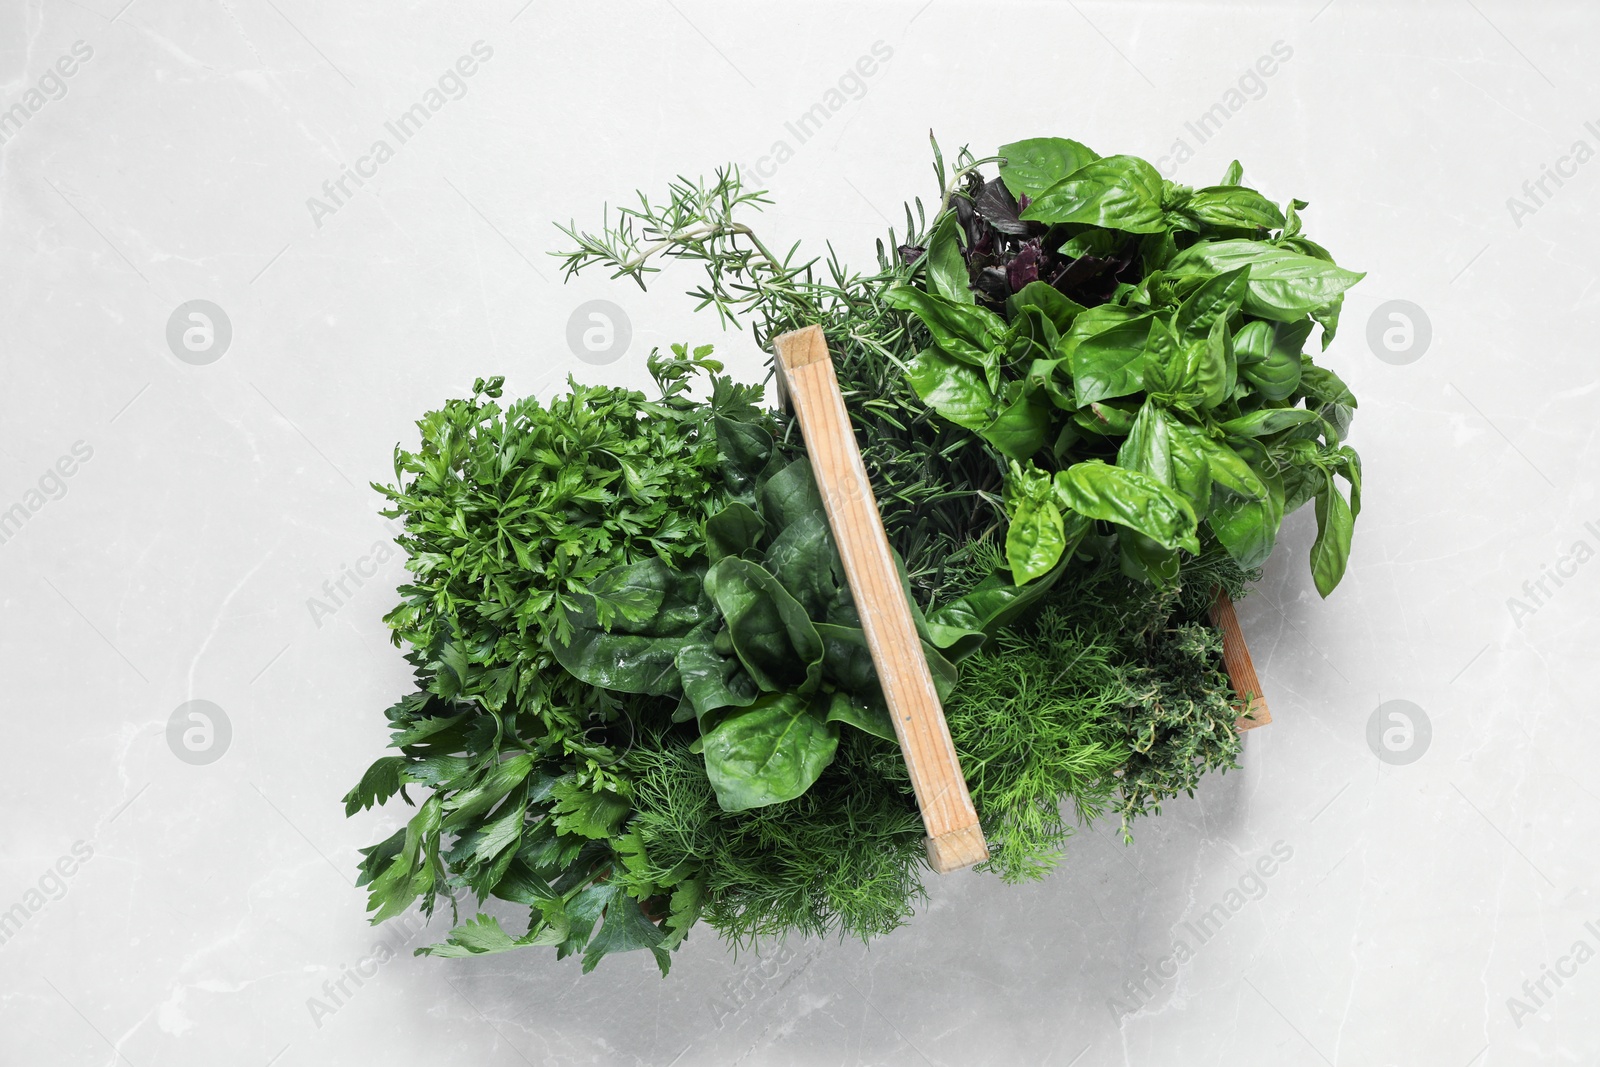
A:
[1053,459,1199,553]
[1205,437,1284,568]
[1118,527,1180,587]
[1060,306,1154,405]
[1337,445,1363,519]
[1174,267,1249,341]
[1280,456,1323,516]
[1182,186,1286,230]
[1207,482,1284,569]
[1027,357,1075,411]
[923,545,1079,659]
[700,692,839,811]
[1118,404,1211,520]
[925,210,972,304]
[1174,425,1268,500]
[884,286,1006,366]
[1020,155,1167,233]
[1311,292,1344,349]
[1311,477,1355,597]
[1072,399,1140,437]
[1146,317,1230,409]
[1218,408,1321,437]
[997,136,1101,198]
[1167,239,1365,322]
[1297,361,1358,408]
[906,346,997,430]
[1059,229,1122,260]
[1234,319,1310,401]
[1007,280,1086,333]
[981,387,1051,462]
[1006,484,1066,585]
[1234,318,1313,366]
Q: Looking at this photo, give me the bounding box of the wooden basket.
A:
[772,325,1269,874]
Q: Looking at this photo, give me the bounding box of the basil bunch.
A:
[889,138,1364,596]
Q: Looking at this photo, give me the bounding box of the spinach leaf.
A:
[700,692,839,811]
[763,508,844,621]
[703,557,825,695]
[548,560,707,695]
[715,414,776,497]
[705,502,765,562]
[823,690,896,742]
[675,624,759,728]
[759,458,826,531]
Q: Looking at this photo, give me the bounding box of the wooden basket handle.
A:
[772,326,989,873]
[1210,587,1271,731]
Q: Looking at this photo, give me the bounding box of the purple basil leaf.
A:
[976,177,1029,236]
[1007,240,1042,291]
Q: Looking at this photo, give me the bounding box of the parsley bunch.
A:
[345,345,773,974]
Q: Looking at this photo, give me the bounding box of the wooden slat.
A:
[1209,587,1271,731]
[772,326,989,874]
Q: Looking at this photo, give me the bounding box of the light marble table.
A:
[2,1,1596,1064]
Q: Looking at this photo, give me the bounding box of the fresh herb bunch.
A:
[344,345,777,975]
[885,137,1364,597]
[340,134,1366,978]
